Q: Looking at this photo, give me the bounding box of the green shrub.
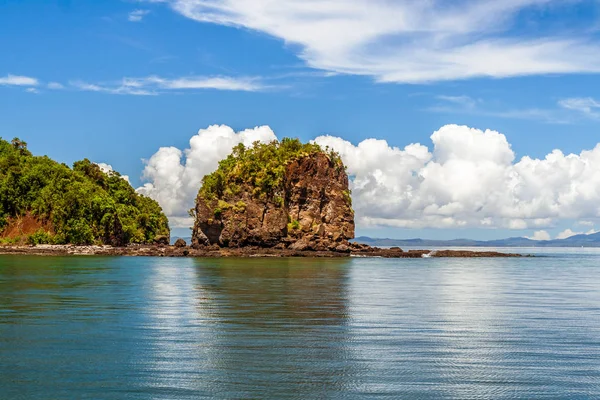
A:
[27,229,54,245]
[233,201,247,212]
[343,189,352,206]
[288,219,300,230]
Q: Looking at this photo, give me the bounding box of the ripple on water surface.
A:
[0,250,599,399]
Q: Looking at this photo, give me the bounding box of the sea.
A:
[1,248,599,399]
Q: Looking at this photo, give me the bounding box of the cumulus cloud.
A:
[138,123,600,230]
[315,125,600,229]
[137,125,276,227]
[96,162,131,184]
[556,229,580,240]
[527,230,551,241]
[0,74,38,86]
[151,0,600,83]
[556,228,598,239]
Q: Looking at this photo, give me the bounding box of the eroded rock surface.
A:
[192,152,355,250]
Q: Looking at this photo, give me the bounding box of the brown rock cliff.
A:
[192,149,354,249]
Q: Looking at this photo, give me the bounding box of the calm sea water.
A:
[1,249,600,399]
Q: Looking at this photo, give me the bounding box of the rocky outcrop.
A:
[174,238,187,248]
[0,244,525,258]
[192,151,355,250]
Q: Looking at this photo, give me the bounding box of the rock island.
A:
[0,137,521,258]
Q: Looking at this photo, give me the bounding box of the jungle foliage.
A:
[0,137,169,245]
[199,138,343,200]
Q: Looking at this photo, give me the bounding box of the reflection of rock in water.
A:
[192,258,360,397]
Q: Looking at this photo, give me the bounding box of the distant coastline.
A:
[354,231,600,248]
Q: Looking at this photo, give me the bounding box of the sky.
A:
[2,0,600,240]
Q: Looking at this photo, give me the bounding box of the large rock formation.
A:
[192,139,354,250]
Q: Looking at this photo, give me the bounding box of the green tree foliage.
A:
[0,137,169,245]
[200,138,343,201]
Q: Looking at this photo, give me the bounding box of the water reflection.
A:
[1,254,600,399]
[347,257,600,398]
[141,257,357,398]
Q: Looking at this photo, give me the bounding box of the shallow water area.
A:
[1,248,599,399]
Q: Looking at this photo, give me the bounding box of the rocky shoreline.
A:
[0,244,524,258]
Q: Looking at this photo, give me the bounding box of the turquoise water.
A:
[1,251,600,399]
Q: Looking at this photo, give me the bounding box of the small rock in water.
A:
[174,238,187,248]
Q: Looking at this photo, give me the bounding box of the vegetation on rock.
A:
[199,138,344,202]
[0,137,169,245]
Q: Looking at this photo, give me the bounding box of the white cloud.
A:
[152,0,600,83]
[556,227,599,239]
[0,74,38,86]
[139,123,600,230]
[314,124,600,229]
[47,82,64,90]
[70,80,155,96]
[559,97,600,118]
[137,125,277,227]
[25,88,39,94]
[436,95,478,110]
[526,230,551,241]
[70,75,264,95]
[556,229,580,240]
[129,9,151,22]
[96,162,131,184]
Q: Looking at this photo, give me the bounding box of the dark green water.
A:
[1,251,600,399]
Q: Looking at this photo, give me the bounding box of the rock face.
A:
[192,151,355,250]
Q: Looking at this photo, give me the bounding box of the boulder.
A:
[335,244,351,253]
[154,235,169,246]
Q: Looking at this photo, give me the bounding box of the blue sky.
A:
[2,0,600,240]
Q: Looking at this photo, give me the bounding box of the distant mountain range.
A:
[173,232,600,248]
[354,232,600,247]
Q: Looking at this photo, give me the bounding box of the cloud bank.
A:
[137,125,277,227]
[138,123,600,230]
[153,0,600,83]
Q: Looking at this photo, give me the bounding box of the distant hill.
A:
[354,232,600,247]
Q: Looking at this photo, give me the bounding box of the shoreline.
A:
[0,244,525,258]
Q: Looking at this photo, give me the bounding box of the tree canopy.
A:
[199,138,344,200]
[0,137,169,245]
